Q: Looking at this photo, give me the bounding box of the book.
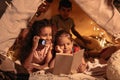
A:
[53,49,84,75]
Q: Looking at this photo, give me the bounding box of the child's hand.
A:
[27,63,41,73]
[32,63,42,69]
[77,63,87,73]
[32,36,40,50]
[55,45,63,53]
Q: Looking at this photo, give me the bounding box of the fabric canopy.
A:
[75,0,120,39]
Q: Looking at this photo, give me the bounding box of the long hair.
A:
[19,19,51,64]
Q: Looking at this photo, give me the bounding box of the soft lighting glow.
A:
[90,21,94,25]
[99,38,107,47]
[91,22,111,48]
[96,28,99,31]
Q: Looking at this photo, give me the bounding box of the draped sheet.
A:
[0,0,42,54]
[74,0,120,39]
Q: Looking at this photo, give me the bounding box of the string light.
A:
[92,24,108,47]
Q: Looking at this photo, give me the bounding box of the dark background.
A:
[0,0,12,18]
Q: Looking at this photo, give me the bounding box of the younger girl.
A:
[19,19,53,73]
[50,30,87,73]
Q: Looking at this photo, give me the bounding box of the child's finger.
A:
[33,36,40,41]
[77,63,87,73]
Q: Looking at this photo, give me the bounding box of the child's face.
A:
[57,36,73,54]
[39,26,52,45]
[59,7,71,20]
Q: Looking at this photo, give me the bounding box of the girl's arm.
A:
[23,36,40,72]
[23,49,35,73]
[31,45,53,70]
[45,47,53,66]
[40,45,53,69]
[49,58,55,69]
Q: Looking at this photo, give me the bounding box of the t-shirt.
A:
[51,14,75,33]
[32,46,51,64]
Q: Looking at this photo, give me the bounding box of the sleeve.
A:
[71,18,75,28]
[73,46,81,53]
[50,15,58,34]
[50,15,58,27]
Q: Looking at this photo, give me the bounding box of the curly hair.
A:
[19,19,52,64]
